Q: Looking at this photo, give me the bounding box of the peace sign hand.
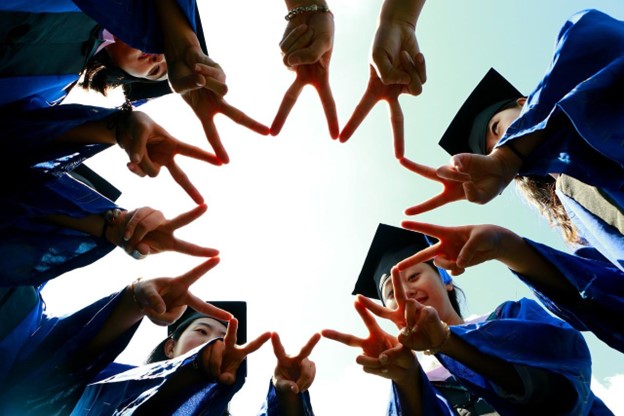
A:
[133,257,231,326]
[355,267,408,329]
[322,301,398,359]
[339,65,408,159]
[203,319,272,385]
[271,10,338,139]
[398,221,509,274]
[118,111,220,204]
[105,204,218,259]
[271,332,321,394]
[398,299,449,353]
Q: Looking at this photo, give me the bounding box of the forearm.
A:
[44,213,108,239]
[438,334,524,395]
[284,0,328,9]
[393,367,424,416]
[154,0,200,62]
[82,286,144,358]
[274,388,306,416]
[497,229,584,305]
[55,118,117,146]
[379,0,425,27]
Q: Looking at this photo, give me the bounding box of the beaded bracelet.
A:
[424,321,451,356]
[285,4,331,21]
[101,209,122,240]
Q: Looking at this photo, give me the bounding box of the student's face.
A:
[381,263,457,323]
[484,98,526,153]
[106,38,167,81]
[166,317,227,358]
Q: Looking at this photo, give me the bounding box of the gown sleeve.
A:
[257,380,314,416]
[387,367,455,416]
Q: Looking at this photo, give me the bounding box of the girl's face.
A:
[166,317,227,358]
[381,263,461,324]
[485,98,526,153]
[106,38,167,81]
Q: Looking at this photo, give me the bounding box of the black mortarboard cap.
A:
[352,223,450,301]
[168,301,247,344]
[438,68,523,156]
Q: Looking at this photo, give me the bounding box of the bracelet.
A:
[285,4,331,21]
[504,140,526,164]
[106,101,133,147]
[424,321,451,356]
[129,277,143,311]
[101,209,122,240]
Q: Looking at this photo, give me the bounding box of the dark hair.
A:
[514,175,583,245]
[145,317,198,364]
[80,50,142,96]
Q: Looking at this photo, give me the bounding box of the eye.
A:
[407,273,420,281]
[491,121,499,136]
[195,328,208,336]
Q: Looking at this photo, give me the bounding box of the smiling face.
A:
[381,262,462,325]
[105,38,168,81]
[165,317,227,358]
[484,98,526,153]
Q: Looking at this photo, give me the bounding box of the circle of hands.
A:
[108,7,526,391]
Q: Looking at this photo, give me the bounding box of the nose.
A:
[150,54,165,64]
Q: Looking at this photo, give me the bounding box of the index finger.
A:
[174,257,220,288]
[221,101,270,135]
[354,301,383,335]
[171,238,220,257]
[404,193,451,216]
[174,141,222,166]
[224,318,238,348]
[316,80,339,139]
[241,331,272,355]
[198,115,229,165]
[186,292,233,322]
[270,332,287,361]
[399,157,440,181]
[167,204,208,230]
[270,80,304,136]
[390,267,407,310]
[339,89,379,142]
[297,333,321,359]
[395,244,439,272]
[401,221,447,240]
[355,295,394,321]
[388,98,405,159]
[320,329,365,348]
[166,161,204,205]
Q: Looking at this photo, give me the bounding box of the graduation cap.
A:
[438,68,523,156]
[351,223,452,301]
[169,301,247,344]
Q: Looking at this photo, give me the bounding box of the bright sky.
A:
[45,0,624,414]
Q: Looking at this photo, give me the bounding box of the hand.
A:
[398,299,450,353]
[400,157,468,215]
[339,65,409,158]
[357,343,418,385]
[118,111,220,204]
[169,45,270,164]
[271,332,321,394]
[322,301,398,359]
[105,204,218,259]
[397,221,508,274]
[201,319,272,385]
[271,11,338,139]
[371,19,426,94]
[355,267,408,329]
[133,257,232,325]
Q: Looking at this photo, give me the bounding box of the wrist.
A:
[379,0,423,28]
[424,321,451,356]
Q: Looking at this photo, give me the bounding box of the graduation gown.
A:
[0,287,141,416]
[496,9,624,269]
[512,239,624,353]
[388,299,611,415]
[72,342,259,416]
[258,381,314,416]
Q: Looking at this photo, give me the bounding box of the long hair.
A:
[514,175,583,245]
[80,50,141,96]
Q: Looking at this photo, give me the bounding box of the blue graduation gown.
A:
[433,298,611,415]
[0,288,141,416]
[496,9,624,270]
[71,341,245,416]
[512,240,624,353]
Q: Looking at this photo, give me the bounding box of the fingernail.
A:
[131,153,141,163]
[400,327,411,337]
[379,354,388,364]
